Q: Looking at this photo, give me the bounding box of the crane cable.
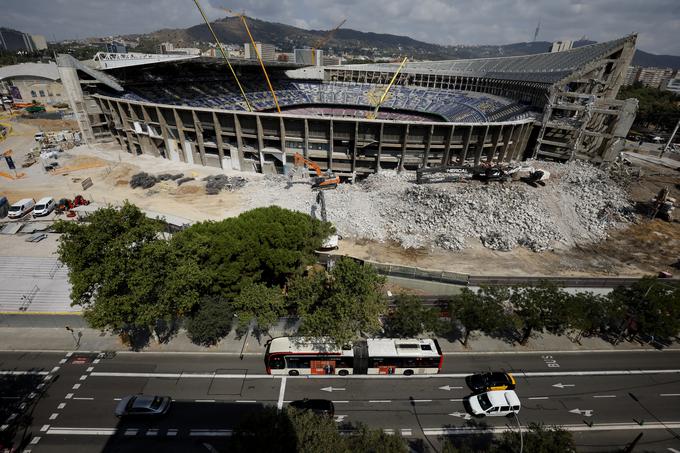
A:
[240,16,281,113]
[192,0,253,112]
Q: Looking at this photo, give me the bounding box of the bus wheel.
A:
[404,369,414,376]
[338,370,349,376]
[289,370,299,376]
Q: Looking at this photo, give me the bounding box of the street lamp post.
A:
[513,412,524,453]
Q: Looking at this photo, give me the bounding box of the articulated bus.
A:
[264,337,443,376]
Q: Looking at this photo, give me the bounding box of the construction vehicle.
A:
[315,191,340,250]
[650,186,675,222]
[293,152,340,190]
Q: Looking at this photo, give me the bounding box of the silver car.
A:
[114,395,171,417]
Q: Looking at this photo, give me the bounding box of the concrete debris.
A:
[244,160,634,252]
[202,174,247,195]
[157,173,184,181]
[176,177,195,186]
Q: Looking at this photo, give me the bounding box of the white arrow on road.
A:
[569,408,594,417]
[321,386,346,393]
[553,383,575,389]
[449,412,472,420]
[439,385,463,391]
[334,415,348,423]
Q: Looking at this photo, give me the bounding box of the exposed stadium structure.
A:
[57,35,638,177]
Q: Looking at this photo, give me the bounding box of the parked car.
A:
[114,395,171,417]
[8,198,35,219]
[0,196,8,218]
[289,399,335,417]
[467,390,521,417]
[33,197,56,217]
[466,372,516,393]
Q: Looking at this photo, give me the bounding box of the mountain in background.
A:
[143,16,680,69]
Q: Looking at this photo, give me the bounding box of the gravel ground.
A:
[231,161,634,252]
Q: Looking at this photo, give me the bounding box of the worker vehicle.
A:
[114,395,171,417]
[33,197,56,217]
[466,372,516,393]
[293,152,340,190]
[289,399,335,417]
[467,390,521,417]
[8,198,35,219]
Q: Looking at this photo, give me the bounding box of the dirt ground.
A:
[1,119,679,277]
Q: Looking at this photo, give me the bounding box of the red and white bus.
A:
[264,337,443,376]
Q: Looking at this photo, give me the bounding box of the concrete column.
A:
[139,105,159,157]
[172,108,188,163]
[116,102,136,156]
[489,125,504,163]
[421,124,434,168]
[192,110,207,166]
[398,123,410,172]
[328,119,334,170]
[352,121,358,174]
[473,125,489,166]
[255,115,265,170]
[212,111,225,168]
[442,125,455,166]
[376,122,384,173]
[497,125,513,163]
[234,113,244,168]
[459,126,473,164]
[303,118,310,158]
[156,106,170,160]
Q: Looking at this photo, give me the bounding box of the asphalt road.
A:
[2,350,680,452]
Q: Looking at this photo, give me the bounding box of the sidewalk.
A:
[0,318,675,354]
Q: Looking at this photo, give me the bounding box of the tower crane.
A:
[310,18,347,66]
[366,57,408,119]
[221,7,281,113]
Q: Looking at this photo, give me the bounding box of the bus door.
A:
[311,360,335,375]
[352,340,368,375]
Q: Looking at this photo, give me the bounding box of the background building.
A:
[0,62,65,106]
[550,40,573,53]
[244,42,276,61]
[665,78,680,95]
[637,67,676,88]
[30,35,48,51]
[0,28,41,52]
[158,42,201,56]
[294,48,323,66]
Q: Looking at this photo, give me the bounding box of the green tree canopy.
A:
[510,282,569,345]
[55,202,203,337]
[289,257,387,345]
[618,82,680,132]
[232,282,285,334]
[448,286,511,346]
[384,294,440,338]
[171,206,334,299]
[185,296,234,346]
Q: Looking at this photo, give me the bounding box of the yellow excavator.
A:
[293,152,340,190]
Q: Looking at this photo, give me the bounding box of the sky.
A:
[3,0,680,55]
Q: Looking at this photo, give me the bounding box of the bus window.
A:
[269,356,285,369]
[286,356,311,369]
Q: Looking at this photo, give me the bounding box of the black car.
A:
[289,399,335,417]
[465,372,516,393]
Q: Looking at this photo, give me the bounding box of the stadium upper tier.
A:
[116,80,526,122]
[336,37,632,83]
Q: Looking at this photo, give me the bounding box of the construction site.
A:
[1,115,679,278]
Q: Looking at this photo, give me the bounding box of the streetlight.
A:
[512,412,524,453]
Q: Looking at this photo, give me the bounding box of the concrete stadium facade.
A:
[61,35,639,177]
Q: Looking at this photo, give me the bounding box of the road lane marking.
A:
[79,375,88,381]
[40,425,50,432]
[401,429,412,436]
[86,367,94,372]
[113,398,122,401]
[368,400,391,403]
[189,429,233,437]
[412,399,432,402]
[668,448,680,453]
[449,398,464,402]
[333,401,349,403]
[93,359,100,364]
[47,427,117,435]
[569,408,594,416]
[59,359,67,364]
[195,399,216,403]
[321,386,346,392]
[0,371,49,376]
[236,400,257,403]
[51,367,60,373]
[0,425,8,431]
[65,393,73,399]
[277,376,287,411]
[167,429,178,436]
[72,384,81,390]
[124,429,138,436]
[528,397,549,400]
[28,392,37,399]
[423,421,680,436]
[30,436,41,444]
[49,413,58,420]
[58,403,66,409]
[593,395,616,398]
[72,397,94,401]
[660,394,680,397]
[439,385,463,391]
[146,429,159,436]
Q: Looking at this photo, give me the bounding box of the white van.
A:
[8,198,36,219]
[467,390,521,417]
[33,197,56,217]
[34,132,45,142]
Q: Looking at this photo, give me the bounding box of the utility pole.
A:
[660,117,679,158]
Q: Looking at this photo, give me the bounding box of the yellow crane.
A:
[366,57,408,119]
[222,7,281,113]
[191,0,252,112]
[311,18,347,66]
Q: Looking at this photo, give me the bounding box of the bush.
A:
[186,296,234,346]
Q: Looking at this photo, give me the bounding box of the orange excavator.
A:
[293,152,340,190]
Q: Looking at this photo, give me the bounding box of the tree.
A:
[449,286,511,346]
[494,423,575,453]
[345,423,408,453]
[185,296,234,346]
[292,258,388,345]
[55,203,203,340]
[384,294,440,338]
[510,283,569,345]
[618,83,680,132]
[171,206,333,300]
[564,292,624,343]
[608,277,680,342]
[232,282,285,335]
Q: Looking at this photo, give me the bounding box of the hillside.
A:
[144,16,679,68]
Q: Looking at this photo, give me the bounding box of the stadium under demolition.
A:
[47,35,647,253]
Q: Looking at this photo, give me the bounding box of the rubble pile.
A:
[129,172,158,189]
[203,174,247,195]
[245,160,634,252]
